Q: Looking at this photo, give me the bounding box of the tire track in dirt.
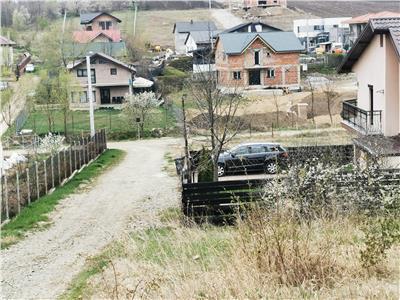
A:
[1,138,181,299]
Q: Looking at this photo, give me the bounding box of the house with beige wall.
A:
[214,31,304,91]
[338,17,400,168]
[67,52,136,109]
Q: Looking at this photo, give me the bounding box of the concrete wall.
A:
[353,34,400,137]
[385,34,400,136]
[175,32,188,54]
[73,59,132,87]
[215,37,300,89]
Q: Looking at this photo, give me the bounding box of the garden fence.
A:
[1,129,107,223]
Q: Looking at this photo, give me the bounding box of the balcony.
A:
[341,99,382,135]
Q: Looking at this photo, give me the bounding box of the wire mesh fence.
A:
[1,129,107,223]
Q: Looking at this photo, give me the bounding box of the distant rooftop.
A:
[80,12,122,24]
[222,21,282,33]
[173,21,217,33]
[185,30,220,44]
[0,36,16,46]
[338,17,400,73]
[217,31,304,54]
[342,11,400,25]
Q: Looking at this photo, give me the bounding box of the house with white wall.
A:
[173,20,217,55]
[338,17,400,168]
[293,17,350,52]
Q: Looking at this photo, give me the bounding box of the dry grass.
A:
[118,9,223,49]
[68,207,399,299]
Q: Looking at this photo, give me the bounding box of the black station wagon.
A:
[217,142,288,176]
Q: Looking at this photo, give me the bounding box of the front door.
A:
[368,84,374,125]
[100,88,111,104]
[249,70,261,85]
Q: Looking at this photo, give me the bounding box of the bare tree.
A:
[323,77,338,126]
[306,77,316,125]
[1,89,14,128]
[185,50,245,181]
[273,92,280,128]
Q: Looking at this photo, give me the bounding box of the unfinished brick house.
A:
[214,31,304,91]
[242,0,287,9]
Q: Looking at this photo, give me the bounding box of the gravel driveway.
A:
[1,138,181,299]
[211,9,243,29]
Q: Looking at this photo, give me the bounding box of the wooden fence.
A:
[1,129,107,223]
[182,169,400,222]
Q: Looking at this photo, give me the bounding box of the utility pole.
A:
[86,53,95,137]
[182,94,191,182]
[209,0,212,10]
[133,0,138,37]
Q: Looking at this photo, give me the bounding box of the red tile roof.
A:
[73,30,121,43]
[342,11,400,25]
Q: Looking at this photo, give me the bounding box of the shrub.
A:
[168,56,193,72]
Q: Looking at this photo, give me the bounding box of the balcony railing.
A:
[341,99,382,135]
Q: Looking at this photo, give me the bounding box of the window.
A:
[99,58,107,64]
[99,21,105,30]
[233,146,249,155]
[254,50,260,65]
[297,26,300,33]
[90,69,96,84]
[250,145,266,154]
[333,24,338,28]
[106,21,112,29]
[313,25,324,31]
[87,25,92,31]
[78,91,96,103]
[110,68,117,75]
[77,69,96,83]
[90,58,96,64]
[77,69,87,77]
[80,91,88,103]
[266,68,275,78]
[233,71,241,80]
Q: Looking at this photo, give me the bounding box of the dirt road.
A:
[211,9,243,29]
[1,138,181,299]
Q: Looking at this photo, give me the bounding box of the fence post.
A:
[35,161,40,200]
[26,168,31,205]
[104,129,107,150]
[69,147,73,176]
[64,149,67,180]
[57,152,61,185]
[4,175,9,220]
[51,155,55,189]
[44,160,48,194]
[74,141,78,170]
[16,169,21,214]
[78,140,82,169]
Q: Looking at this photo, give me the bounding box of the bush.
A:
[197,148,213,182]
[168,56,193,72]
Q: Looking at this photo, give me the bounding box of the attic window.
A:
[99,58,107,64]
[87,25,92,31]
[110,68,117,75]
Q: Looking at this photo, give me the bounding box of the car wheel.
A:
[265,161,277,174]
[217,164,225,177]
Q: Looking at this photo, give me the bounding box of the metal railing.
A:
[341,99,382,135]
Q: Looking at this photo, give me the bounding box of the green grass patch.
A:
[162,66,187,77]
[60,241,126,300]
[2,107,176,141]
[1,149,126,249]
[131,226,233,269]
